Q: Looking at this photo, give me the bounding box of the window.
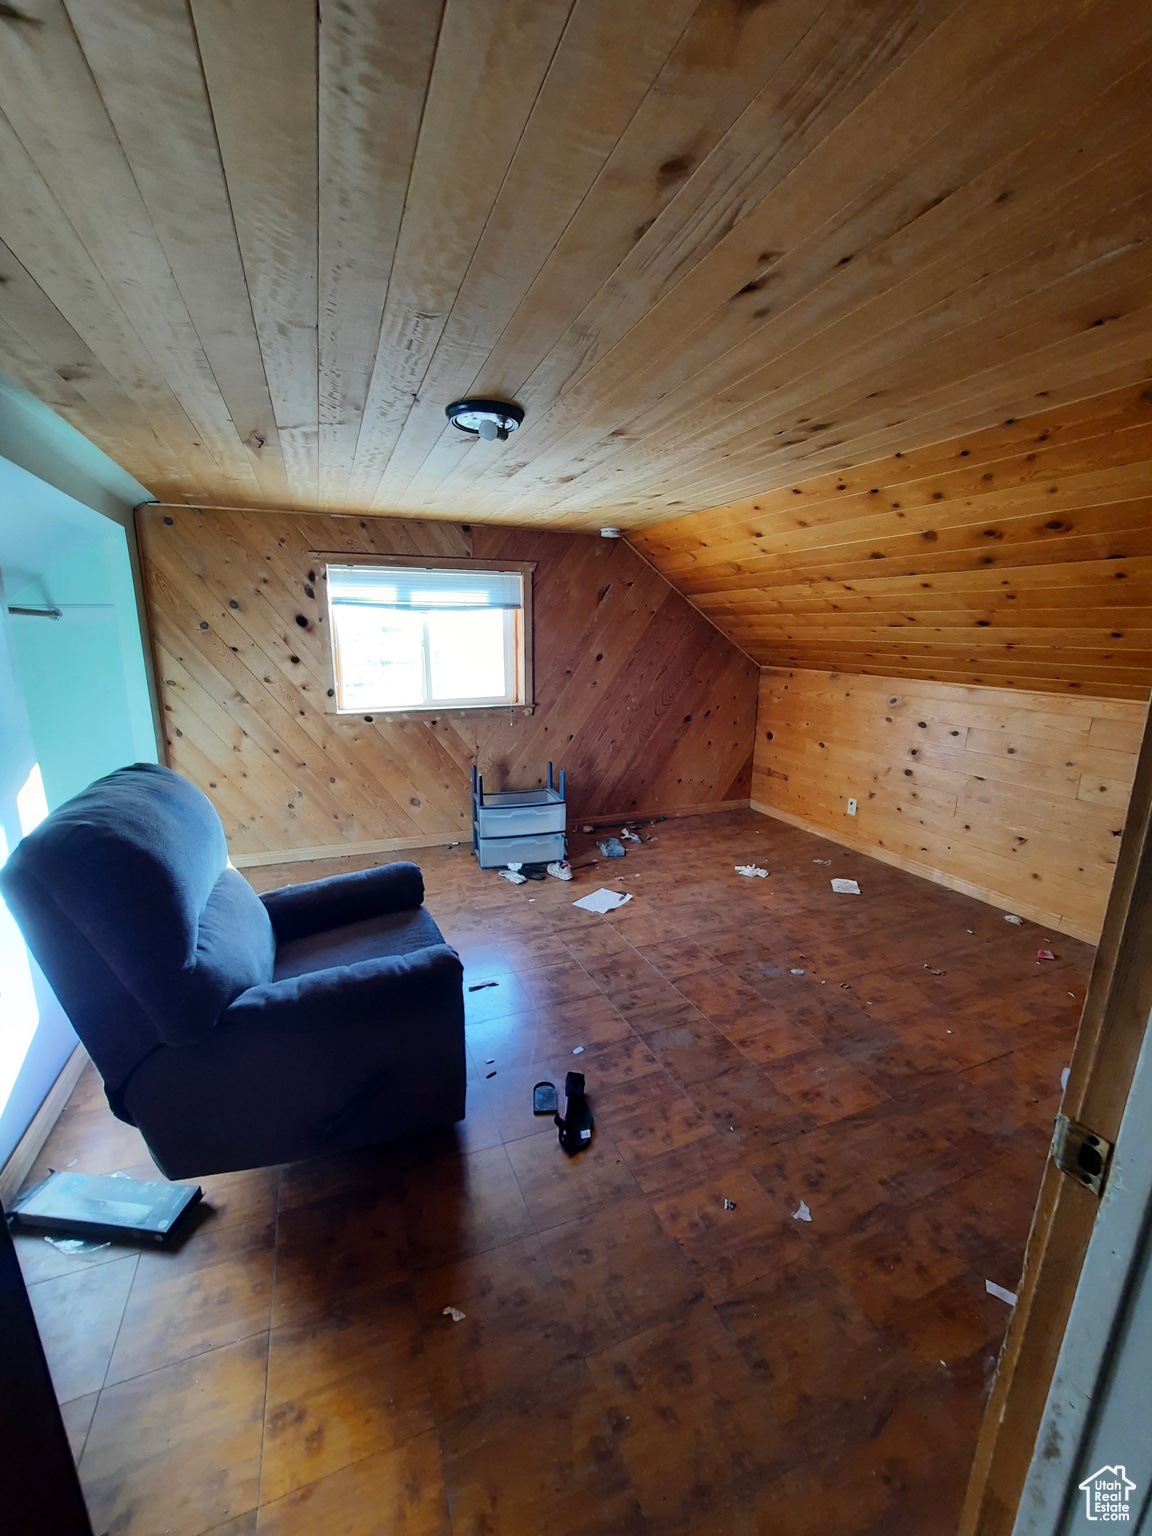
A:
[325,561,533,713]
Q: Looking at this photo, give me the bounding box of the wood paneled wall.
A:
[136,507,756,863]
[632,380,1152,699]
[753,668,1146,941]
[2,3,1152,526]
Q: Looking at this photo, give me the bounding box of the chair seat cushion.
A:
[272,904,447,981]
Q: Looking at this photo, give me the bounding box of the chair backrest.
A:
[0,763,275,1106]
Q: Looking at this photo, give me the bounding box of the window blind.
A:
[327,564,523,611]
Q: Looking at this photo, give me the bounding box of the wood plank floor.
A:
[12,810,1092,1536]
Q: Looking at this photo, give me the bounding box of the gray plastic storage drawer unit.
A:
[472,763,567,869]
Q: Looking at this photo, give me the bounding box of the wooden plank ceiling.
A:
[0,0,1151,530]
[632,381,1152,699]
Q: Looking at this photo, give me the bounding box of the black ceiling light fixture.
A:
[445,398,524,442]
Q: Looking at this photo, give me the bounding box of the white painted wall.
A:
[0,572,76,1173]
[0,369,157,1172]
[10,534,156,807]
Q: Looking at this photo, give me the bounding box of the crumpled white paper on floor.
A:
[573,887,634,914]
[831,878,861,895]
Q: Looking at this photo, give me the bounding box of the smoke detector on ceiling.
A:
[445,398,524,441]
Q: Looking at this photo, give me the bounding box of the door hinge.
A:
[1052,1114,1114,1197]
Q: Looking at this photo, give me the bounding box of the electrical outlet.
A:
[847,798,858,816]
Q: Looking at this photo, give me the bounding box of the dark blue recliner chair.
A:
[0,764,466,1177]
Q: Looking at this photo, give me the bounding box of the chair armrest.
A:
[260,861,425,942]
[223,941,462,1029]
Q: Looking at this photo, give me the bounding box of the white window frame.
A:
[316,553,535,718]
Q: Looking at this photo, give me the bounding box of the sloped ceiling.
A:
[632,380,1152,699]
[0,0,1150,528]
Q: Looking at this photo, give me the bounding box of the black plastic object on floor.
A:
[555,1071,593,1154]
[533,1081,558,1115]
[11,1171,203,1246]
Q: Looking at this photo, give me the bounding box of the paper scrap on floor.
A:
[985,1280,1018,1306]
[573,887,634,914]
[735,864,769,878]
[792,1201,813,1222]
[831,878,861,895]
[44,1236,109,1256]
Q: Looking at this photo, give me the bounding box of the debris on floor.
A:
[792,1201,813,1223]
[597,837,627,858]
[581,824,594,833]
[555,1070,593,1155]
[485,1070,496,1079]
[831,878,861,895]
[468,980,498,992]
[499,868,527,884]
[923,964,945,976]
[573,887,633,914]
[572,1045,584,1055]
[722,1197,737,1211]
[813,858,832,865]
[1061,1066,1071,1091]
[547,860,572,880]
[1037,948,1056,961]
[1004,913,1024,925]
[790,967,806,975]
[44,1236,109,1256]
[442,1306,467,1323]
[533,1082,557,1115]
[620,827,642,844]
[985,1280,1018,1307]
[734,864,769,878]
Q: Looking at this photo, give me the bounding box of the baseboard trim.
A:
[572,798,750,829]
[0,1045,89,1209]
[229,801,752,870]
[749,799,1100,945]
[231,831,463,869]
